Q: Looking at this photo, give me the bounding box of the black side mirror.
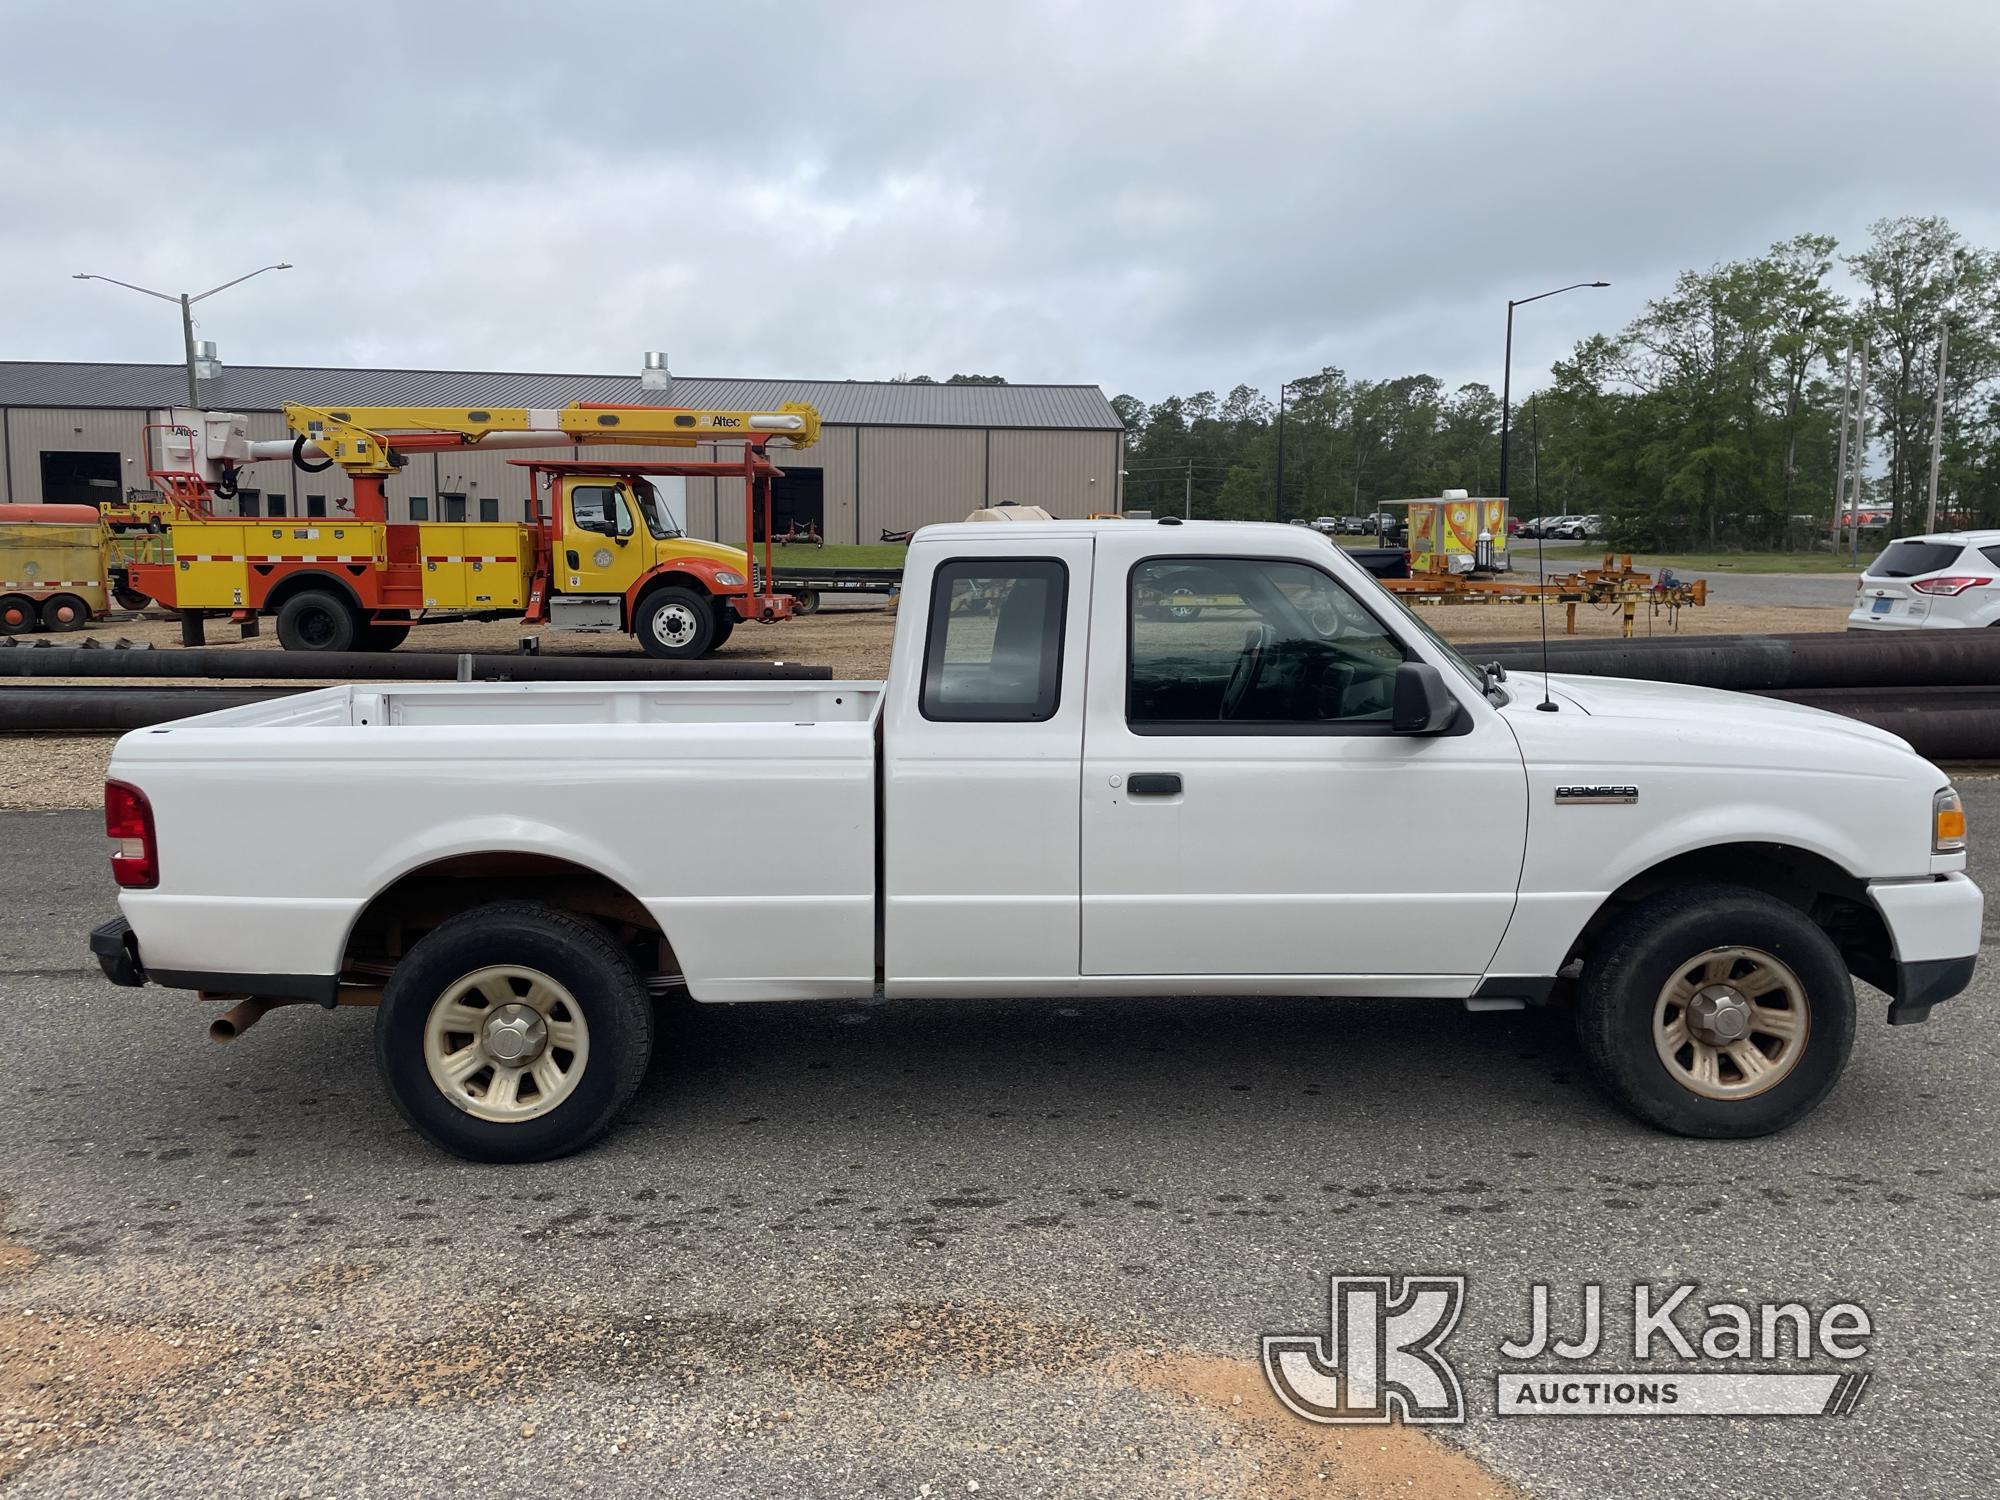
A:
[1391,661,1461,735]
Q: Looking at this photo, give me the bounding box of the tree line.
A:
[1111,216,2000,549]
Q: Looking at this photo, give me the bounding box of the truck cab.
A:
[535,464,760,655]
[91,518,1982,1162]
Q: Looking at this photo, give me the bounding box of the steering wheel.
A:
[1219,624,1276,720]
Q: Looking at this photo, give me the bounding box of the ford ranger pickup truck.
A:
[90,518,1982,1161]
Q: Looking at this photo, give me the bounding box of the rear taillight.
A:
[1910,576,1990,596]
[105,780,158,889]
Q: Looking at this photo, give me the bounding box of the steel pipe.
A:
[0,644,831,683]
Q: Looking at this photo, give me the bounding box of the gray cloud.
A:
[4,0,1994,402]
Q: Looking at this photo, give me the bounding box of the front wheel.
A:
[1575,884,1855,1138]
[375,903,654,1162]
[634,586,716,659]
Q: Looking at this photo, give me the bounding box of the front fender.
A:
[623,556,744,617]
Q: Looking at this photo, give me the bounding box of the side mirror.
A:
[1391,661,1461,735]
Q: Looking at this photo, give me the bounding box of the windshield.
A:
[631,478,683,540]
[1341,556,1488,693]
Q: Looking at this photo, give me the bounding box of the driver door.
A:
[561,479,648,597]
[1079,549,1527,984]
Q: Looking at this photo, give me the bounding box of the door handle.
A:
[1127,772,1182,797]
[565,550,580,569]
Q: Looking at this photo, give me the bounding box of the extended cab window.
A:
[920,559,1067,721]
[1129,557,1406,728]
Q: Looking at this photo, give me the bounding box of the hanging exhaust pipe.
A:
[209,996,297,1042]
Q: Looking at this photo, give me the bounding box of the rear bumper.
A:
[90,916,145,987]
[1867,873,1983,1024]
[88,914,338,1005]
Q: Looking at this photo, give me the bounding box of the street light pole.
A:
[73,263,293,408]
[1497,280,1609,501]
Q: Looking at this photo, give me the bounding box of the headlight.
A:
[1934,786,1967,853]
[713,570,745,587]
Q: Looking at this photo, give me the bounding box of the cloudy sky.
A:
[4,0,1994,405]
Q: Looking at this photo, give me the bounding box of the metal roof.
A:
[0,362,1121,430]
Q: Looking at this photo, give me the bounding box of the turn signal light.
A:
[105,779,159,888]
[1934,787,1967,854]
[1910,576,1990,596]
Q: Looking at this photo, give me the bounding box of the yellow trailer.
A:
[0,504,111,633]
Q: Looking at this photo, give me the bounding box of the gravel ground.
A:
[0,788,1996,1496]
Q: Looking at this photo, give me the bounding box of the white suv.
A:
[1849,532,2000,630]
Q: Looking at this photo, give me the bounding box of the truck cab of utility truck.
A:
[91,516,1982,1163]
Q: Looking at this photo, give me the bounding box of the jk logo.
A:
[1262,1275,1467,1425]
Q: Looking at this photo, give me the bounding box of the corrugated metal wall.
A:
[3,407,148,504]
[987,430,1120,517]
[858,427,985,535]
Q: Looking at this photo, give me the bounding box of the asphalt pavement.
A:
[1,791,1997,1498]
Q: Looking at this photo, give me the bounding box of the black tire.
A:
[357,623,411,651]
[1575,884,1855,1139]
[0,596,36,635]
[709,607,737,649]
[40,594,90,631]
[791,589,821,617]
[113,586,153,612]
[374,903,654,1163]
[633,586,716,659]
[275,589,359,652]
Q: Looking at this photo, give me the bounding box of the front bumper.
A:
[1868,873,1983,1024]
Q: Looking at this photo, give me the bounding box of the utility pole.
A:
[1831,340,1854,556]
[1926,321,1950,534]
[1847,340,1872,567]
[1274,382,1289,524]
[1184,456,1192,520]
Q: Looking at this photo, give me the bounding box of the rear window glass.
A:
[919,558,1067,722]
[1982,546,2000,570]
[1868,541,1966,577]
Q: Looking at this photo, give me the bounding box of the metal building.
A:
[0,359,1125,539]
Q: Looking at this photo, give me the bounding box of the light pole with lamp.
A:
[1498,281,1607,502]
[72,264,293,408]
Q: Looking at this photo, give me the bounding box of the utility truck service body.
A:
[93,519,1981,1160]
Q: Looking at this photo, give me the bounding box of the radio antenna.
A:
[1532,399,1557,712]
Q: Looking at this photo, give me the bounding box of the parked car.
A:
[1310,516,1344,535]
[1849,531,2000,631]
[93,517,1978,1159]
[1549,514,1605,541]
[1516,514,1572,540]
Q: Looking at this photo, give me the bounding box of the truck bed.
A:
[110,679,885,1002]
[165,679,882,730]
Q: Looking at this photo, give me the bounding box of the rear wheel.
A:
[374,903,654,1162]
[112,586,153,612]
[0,596,35,635]
[1575,884,1854,1138]
[40,594,89,631]
[634,586,716,659]
[791,589,822,617]
[275,589,359,652]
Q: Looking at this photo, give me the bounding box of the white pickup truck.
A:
[92,519,1981,1161]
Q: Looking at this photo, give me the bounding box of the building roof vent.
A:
[193,340,222,382]
[640,351,673,394]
